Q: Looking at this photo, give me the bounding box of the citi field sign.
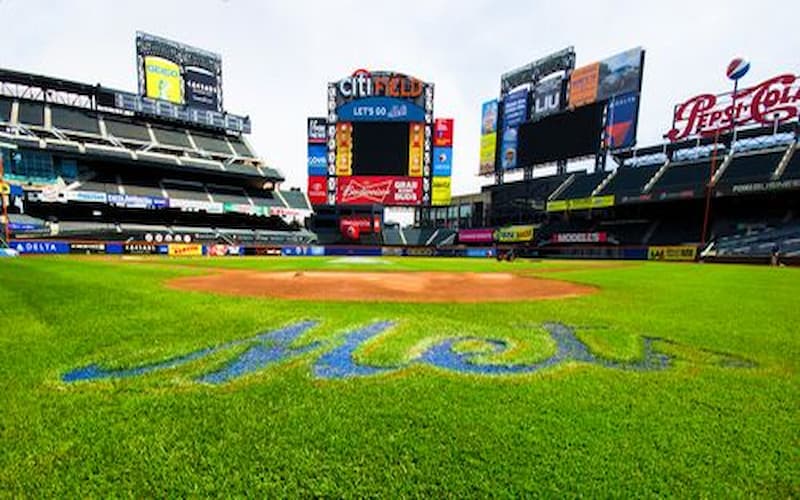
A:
[336,69,424,102]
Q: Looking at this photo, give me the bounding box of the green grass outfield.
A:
[0,256,798,496]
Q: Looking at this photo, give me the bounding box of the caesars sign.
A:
[667,73,800,142]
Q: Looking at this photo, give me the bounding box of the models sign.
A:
[336,176,423,206]
[667,74,800,142]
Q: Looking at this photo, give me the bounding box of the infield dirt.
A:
[167,270,595,303]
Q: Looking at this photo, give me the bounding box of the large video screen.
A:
[517,101,605,166]
[350,122,410,176]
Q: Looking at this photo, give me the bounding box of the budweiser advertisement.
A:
[667,73,800,142]
[551,232,608,244]
[336,176,423,206]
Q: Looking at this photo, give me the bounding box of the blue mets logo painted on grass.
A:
[62,321,754,384]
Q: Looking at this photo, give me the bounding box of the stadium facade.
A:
[0,33,313,256]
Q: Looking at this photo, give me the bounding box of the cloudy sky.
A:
[1,0,796,196]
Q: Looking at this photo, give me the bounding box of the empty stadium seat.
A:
[650,160,711,195]
[599,165,659,196]
[717,152,783,185]
[50,105,101,136]
[555,172,606,200]
[17,101,45,127]
[0,97,12,123]
[192,132,233,155]
[281,190,310,210]
[105,118,152,143]
[152,126,193,149]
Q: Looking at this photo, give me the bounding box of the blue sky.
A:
[1,0,796,196]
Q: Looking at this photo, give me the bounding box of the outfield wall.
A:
[8,239,711,262]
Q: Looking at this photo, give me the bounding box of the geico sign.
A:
[338,69,423,100]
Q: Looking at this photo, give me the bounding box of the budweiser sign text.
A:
[336,176,422,206]
[667,74,800,142]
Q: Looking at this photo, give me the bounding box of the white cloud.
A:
[1,0,796,198]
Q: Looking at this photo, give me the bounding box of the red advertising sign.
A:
[551,232,608,244]
[340,215,381,234]
[433,118,454,147]
[307,176,327,205]
[336,176,422,206]
[458,228,495,244]
[667,74,800,142]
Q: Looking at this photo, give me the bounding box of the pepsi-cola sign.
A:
[667,73,800,142]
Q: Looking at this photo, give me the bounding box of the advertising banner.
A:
[648,245,697,261]
[207,244,244,257]
[108,194,168,209]
[307,117,327,144]
[432,147,453,177]
[551,232,608,244]
[501,127,518,170]
[123,243,159,255]
[307,144,328,177]
[503,89,529,128]
[169,198,224,214]
[547,195,615,212]
[605,92,640,150]
[184,67,219,111]
[69,242,106,254]
[569,62,600,108]
[335,122,353,176]
[307,176,328,206]
[143,56,183,105]
[596,47,644,103]
[137,32,223,111]
[408,123,424,177]
[531,77,565,121]
[282,245,326,257]
[336,176,423,205]
[65,191,107,204]
[168,243,204,257]
[479,133,497,175]
[494,225,534,243]
[458,228,495,244]
[337,97,425,122]
[481,100,498,135]
[433,118,454,147]
[666,73,800,142]
[223,202,258,215]
[340,215,381,240]
[431,176,452,206]
[10,240,70,254]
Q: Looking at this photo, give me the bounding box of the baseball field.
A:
[0,256,797,496]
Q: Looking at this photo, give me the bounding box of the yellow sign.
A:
[168,244,203,257]
[648,246,697,261]
[479,133,497,175]
[335,122,352,176]
[408,123,424,177]
[494,225,534,243]
[144,56,183,104]
[547,195,614,212]
[431,176,452,206]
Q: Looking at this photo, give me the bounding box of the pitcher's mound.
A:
[168,271,595,303]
